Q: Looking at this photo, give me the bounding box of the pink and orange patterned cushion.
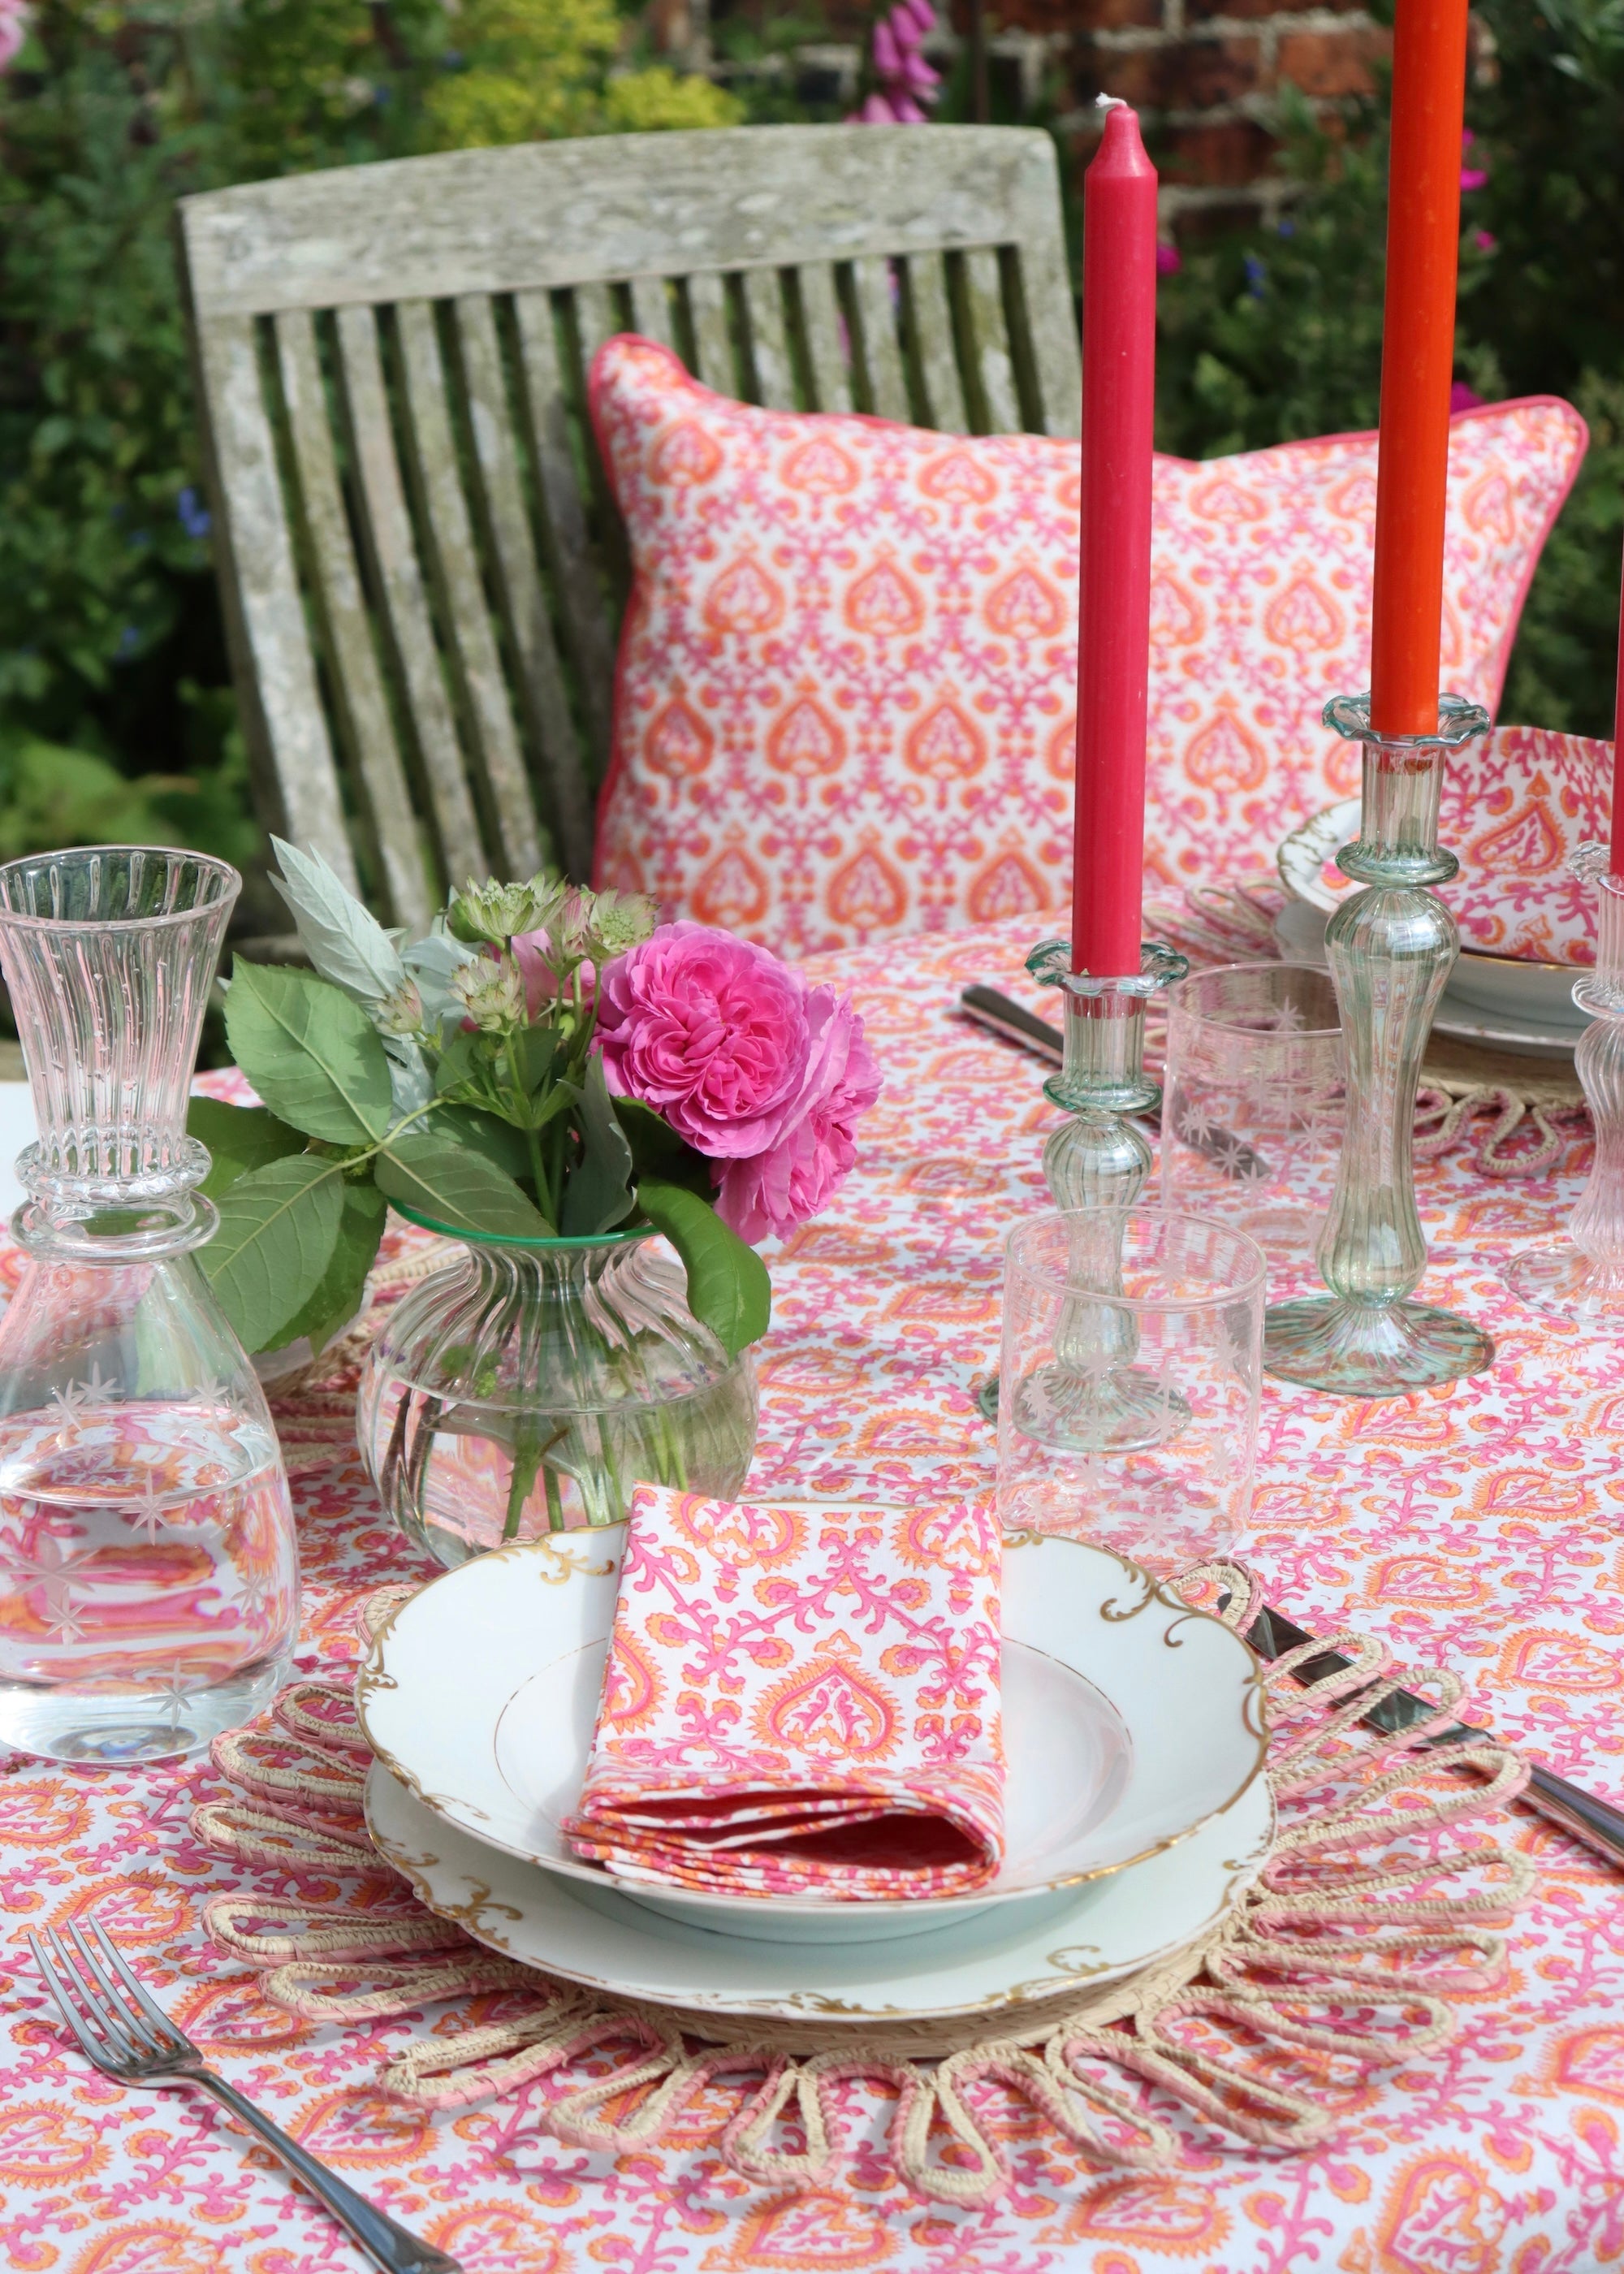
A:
[564,1482,1004,1899]
[590,335,1587,958]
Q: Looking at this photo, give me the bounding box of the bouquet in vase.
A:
[194,841,881,1372]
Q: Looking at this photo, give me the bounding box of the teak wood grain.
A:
[176,124,1081,919]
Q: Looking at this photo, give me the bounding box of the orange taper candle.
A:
[1369,0,1472,737]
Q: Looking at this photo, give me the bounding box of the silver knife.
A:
[1245,1600,1624,1869]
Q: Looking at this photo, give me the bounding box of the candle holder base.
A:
[1501,1247,1624,1335]
[1263,1294,1493,1394]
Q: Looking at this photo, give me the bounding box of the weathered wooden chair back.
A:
[176,125,1081,925]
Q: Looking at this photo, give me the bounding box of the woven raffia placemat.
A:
[189,1559,1533,2207]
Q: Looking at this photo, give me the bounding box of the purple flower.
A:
[595,923,812,1160]
[1449,381,1484,413]
[715,988,882,1242]
[1474,229,1497,253]
[1155,243,1181,277]
[1460,167,1488,192]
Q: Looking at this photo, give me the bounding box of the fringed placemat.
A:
[187,1562,1533,2206]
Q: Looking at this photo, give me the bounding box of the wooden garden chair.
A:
[175,124,1082,924]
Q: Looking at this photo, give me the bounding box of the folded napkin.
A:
[564,1485,1004,1900]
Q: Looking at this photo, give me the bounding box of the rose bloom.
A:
[714,987,882,1242]
[510,928,594,1020]
[594,923,812,1158]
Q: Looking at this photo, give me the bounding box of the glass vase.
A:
[0,849,300,1765]
[1263,694,1496,1394]
[356,1217,759,1567]
[1502,844,1624,1329]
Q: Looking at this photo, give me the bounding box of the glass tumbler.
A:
[997,1208,1265,1573]
[0,848,300,1764]
[1162,962,1345,1271]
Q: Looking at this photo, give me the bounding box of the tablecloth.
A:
[2,913,1622,2274]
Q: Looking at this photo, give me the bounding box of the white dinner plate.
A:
[1272,898,1586,1061]
[365,1760,1276,2023]
[356,1524,1267,1945]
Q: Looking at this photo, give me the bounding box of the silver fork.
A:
[30,1919,462,2274]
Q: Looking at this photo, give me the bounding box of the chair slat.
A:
[961,246,1021,434]
[334,302,487,888]
[904,253,968,434]
[572,279,620,374]
[511,289,617,776]
[454,294,593,882]
[796,264,852,414]
[850,257,908,422]
[684,270,734,392]
[1012,242,1080,439]
[742,269,795,409]
[395,300,543,881]
[274,309,431,927]
[627,273,674,349]
[193,315,356,880]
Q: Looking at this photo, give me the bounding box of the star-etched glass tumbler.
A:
[0,849,299,1765]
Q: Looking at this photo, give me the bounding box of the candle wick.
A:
[1095,93,1127,111]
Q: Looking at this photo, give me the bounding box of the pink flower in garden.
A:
[849,0,939,124]
[1475,230,1497,253]
[0,0,29,68]
[1155,243,1182,277]
[595,923,814,1159]
[1460,134,1488,193]
[714,988,883,1242]
[1449,381,1484,413]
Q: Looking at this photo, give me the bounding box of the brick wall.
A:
[693,0,1398,237]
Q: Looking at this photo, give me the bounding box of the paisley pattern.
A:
[0,919,1622,2266]
[590,337,1586,954]
[564,1483,1004,1896]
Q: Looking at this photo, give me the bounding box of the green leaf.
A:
[225,961,394,1143]
[272,1179,387,1355]
[612,1095,712,1197]
[636,1178,771,1359]
[433,1029,486,1096]
[187,1098,306,1201]
[375,1132,552,1237]
[268,837,408,1005]
[434,1103,536,1185]
[562,1055,636,1235]
[512,1024,559,1094]
[198,1152,346,1352]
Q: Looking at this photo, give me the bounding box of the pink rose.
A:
[715,988,882,1242]
[595,923,811,1158]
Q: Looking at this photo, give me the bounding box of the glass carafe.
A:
[0,848,299,1764]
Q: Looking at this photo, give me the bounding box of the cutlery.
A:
[29,1919,462,2274]
[959,984,1269,1182]
[1245,1600,1624,1869]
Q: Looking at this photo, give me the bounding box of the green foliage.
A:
[200,1150,348,1349]
[372,1132,553,1235]
[223,961,395,1143]
[637,1178,771,1359]
[1155,4,1624,738]
[0,0,738,850]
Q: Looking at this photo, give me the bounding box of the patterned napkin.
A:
[564,1485,1005,1900]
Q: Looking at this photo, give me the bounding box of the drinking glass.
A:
[0,849,300,1764]
[997,1208,1265,1572]
[1162,962,1345,1271]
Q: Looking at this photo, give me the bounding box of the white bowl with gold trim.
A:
[356,1522,1267,1948]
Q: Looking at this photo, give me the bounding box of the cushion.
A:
[590,336,1587,958]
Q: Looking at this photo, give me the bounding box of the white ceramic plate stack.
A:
[1277,798,1590,1059]
[357,1528,1272,2027]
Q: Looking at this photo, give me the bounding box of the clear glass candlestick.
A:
[996,937,1190,1447]
[1503,844,1624,1329]
[0,849,300,1765]
[1263,693,1495,1395]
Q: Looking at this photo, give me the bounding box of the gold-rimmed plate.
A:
[356,1524,1267,1946]
[366,1761,1275,2022]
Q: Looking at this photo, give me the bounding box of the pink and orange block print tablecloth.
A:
[2,914,1623,2274]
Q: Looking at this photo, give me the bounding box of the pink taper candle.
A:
[1072,99,1159,979]
[1612,537,1624,877]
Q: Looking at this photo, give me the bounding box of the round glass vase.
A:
[356,1212,760,1567]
